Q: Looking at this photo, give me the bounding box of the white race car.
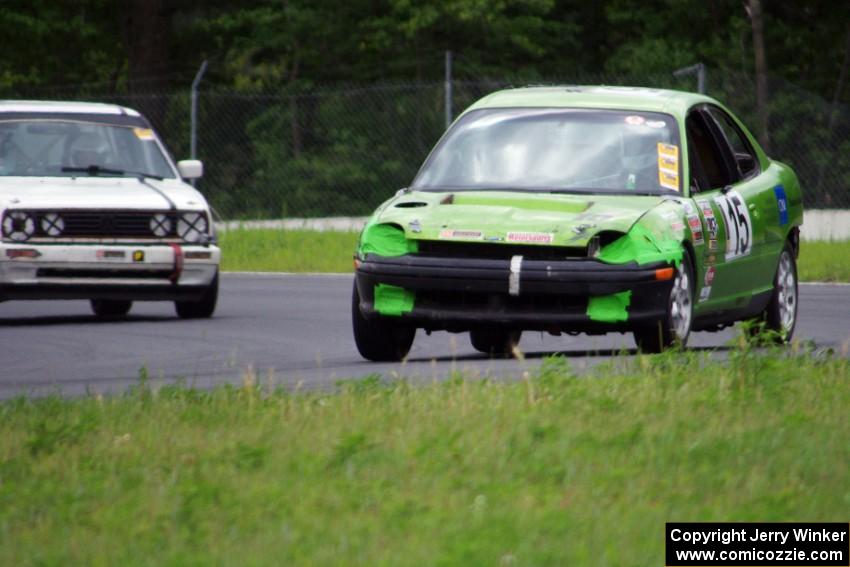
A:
[0,101,220,318]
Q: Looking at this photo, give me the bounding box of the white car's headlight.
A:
[178,212,209,243]
[41,212,65,236]
[2,211,36,242]
[150,213,173,237]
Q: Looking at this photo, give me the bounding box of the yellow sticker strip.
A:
[657,143,680,191]
[133,128,154,140]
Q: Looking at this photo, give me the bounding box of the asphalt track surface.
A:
[1,274,848,398]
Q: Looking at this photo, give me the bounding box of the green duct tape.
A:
[360,223,418,257]
[374,284,415,316]
[586,291,632,323]
[597,225,682,267]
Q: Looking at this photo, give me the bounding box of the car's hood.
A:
[0,176,208,211]
[374,190,665,246]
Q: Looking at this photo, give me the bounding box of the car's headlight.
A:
[2,211,36,242]
[177,212,209,243]
[150,213,173,237]
[41,212,65,236]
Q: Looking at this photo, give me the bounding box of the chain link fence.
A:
[4,70,849,219]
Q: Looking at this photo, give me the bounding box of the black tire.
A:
[90,299,132,317]
[750,244,798,344]
[351,282,415,361]
[175,272,219,319]
[633,252,694,353]
[469,328,522,358]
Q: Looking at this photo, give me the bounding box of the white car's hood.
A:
[0,176,209,211]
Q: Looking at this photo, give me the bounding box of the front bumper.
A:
[355,253,675,332]
[0,242,220,301]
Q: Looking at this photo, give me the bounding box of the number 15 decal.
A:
[714,190,752,261]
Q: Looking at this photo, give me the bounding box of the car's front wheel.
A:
[352,282,415,361]
[175,272,219,319]
[633,253,693,353]
[90,299,132,318]
[469,328,522,357]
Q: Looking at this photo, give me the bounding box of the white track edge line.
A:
[223,271,352,277]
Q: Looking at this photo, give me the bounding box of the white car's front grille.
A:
[2,210,181,240]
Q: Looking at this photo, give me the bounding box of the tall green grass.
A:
[218,229,850,282]
[218,228,358,273]
[1,346,848,565]
[798,240,850,282]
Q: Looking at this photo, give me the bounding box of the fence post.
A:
[673,62,707,94]
[444,50,453,130]
[190,60,208,185]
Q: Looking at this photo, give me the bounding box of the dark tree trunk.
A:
[747,0,770,153]
[815,23,850,196]
[121,0,173,128]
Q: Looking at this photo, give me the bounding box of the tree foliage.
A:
[0,0,848,215]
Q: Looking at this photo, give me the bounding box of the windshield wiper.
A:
[545,188,594,195]
[62,165,164,181]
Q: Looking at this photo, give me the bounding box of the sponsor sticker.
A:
[657,142,679,159]
[699,286,712,302]
[683,201,696,215]
[659,170,679,191]
[132,250,145,262]
[645,120,666,129]
[506,231,554,244]
[774,185,789,226]
[687,214,704,245]
[133,128,154,140]
[657,143,680,191]
[625,115,645,125]
[96,250,125,260]
[704,265,716,286]
[714,190,753,261]
[699,198,721,251]
[670,221,685,232]
[439,229,483,240]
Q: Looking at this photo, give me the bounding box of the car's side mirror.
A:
[177,159,203,180]
[735,152,756,176]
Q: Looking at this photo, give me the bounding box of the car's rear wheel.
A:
[175,272,218,319]
[90,299,132,317]
[469,328,522,357]
[352,282,415,361]
[633,253,693,353]
[750,244,798,343]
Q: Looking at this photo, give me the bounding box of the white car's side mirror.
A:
[177,160,203,180]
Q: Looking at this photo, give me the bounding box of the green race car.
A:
[352,86,802,360]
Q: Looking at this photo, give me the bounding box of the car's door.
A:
[684,106,769,312]
[702,105,775,287]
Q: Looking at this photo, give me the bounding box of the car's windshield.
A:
[0,119,176,179]
[412,108,682,195]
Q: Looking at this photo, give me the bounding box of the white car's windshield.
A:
[0,119,176,179]
[412,108,682,195]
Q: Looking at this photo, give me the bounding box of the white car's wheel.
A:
[175,272,218,319]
